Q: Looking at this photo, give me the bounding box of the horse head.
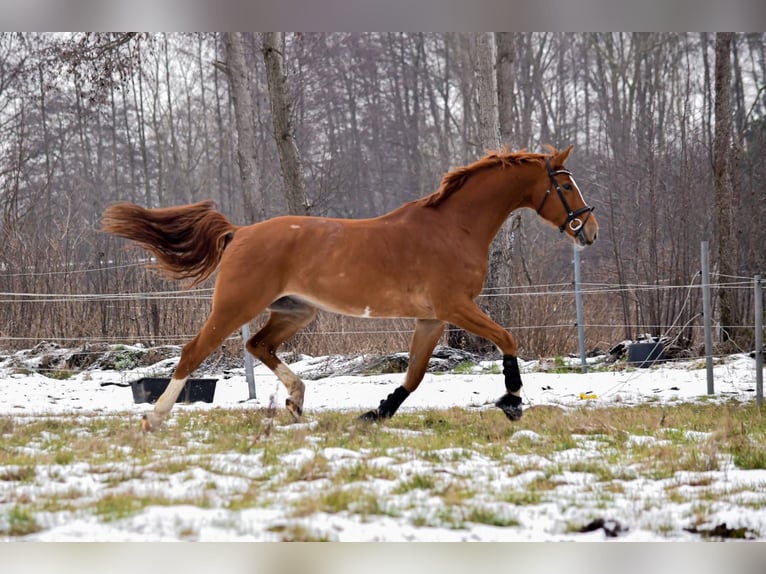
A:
[534,145,598,247]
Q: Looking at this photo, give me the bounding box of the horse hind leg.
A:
[247,297,318,420]
[142,310,247,431]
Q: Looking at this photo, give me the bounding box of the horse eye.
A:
[563,183,573,191]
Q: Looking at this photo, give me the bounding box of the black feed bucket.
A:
[628,342,665,368]
[131,377,217,404]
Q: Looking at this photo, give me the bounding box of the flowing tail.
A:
[101,200,239,287]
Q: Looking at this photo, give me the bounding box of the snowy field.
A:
[1,344,760,417]
[1,344,765,542]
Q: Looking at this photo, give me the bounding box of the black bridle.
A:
[537,158,594,239]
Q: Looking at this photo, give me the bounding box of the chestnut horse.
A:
[102,145,597,431]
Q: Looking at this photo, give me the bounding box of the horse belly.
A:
[286,283,433,320]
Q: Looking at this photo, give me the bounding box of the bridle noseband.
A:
[536,158,594,238]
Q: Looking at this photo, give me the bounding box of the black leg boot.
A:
[359,385,410,421]
[495,355,523,421]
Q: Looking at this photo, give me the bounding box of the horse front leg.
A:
[443,301,523,421]
[494,355,524,421]
[360,319,445,421]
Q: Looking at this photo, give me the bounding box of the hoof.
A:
[141,412,163,433]
[285,398,303,421]
[358,409,380,422]
[495,394,523,422]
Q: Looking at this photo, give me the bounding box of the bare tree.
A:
[222,32,263,222]
[262,32,308,216]
[713,32,737,345]
[474,33,501,150]
[495,33,535,287]
[495,32,516,147]
[3,32,766,357]
[456,32,509,352]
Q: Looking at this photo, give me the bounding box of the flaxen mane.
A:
[422,148,548,208]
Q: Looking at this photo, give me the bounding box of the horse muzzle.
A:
[567,211,598,247]
[575,218,598,246]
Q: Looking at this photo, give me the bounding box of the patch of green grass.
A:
[45,368,75,380]
[452,360,478,374]
[467,506,519,527]
[2,401,766,540]
[291,486,387,518]
[54,450,75,465]
[438,479,474,506]
[94,491,206,522]
[38,488,83,513]
[94,492,154,522]
[665,486,688,505]
[226,482,264,511]
[284,453,330,482]
[150,457,197,476]
[568,460,618,481]
[535,355,583,374]
[393,473,437,494]
[503,488,545,506]
[267,523,331,541]
[3,505,42,536]
[720,422,766,470]
[0,417,13,435]
[736,498,766,510]
[411,506,467,530]
[330,461,397,484]
[436,506,466,529]
[0,465,36,482]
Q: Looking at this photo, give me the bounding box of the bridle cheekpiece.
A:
[537,158,594,239]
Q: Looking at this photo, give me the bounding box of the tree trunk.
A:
[262,32,309,216]
[450,33,508,354]
[223,32,263,222]
[474,33,501,151]
[495,32,516,147]
[713,32,737,345]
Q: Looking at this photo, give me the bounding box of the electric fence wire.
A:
[0,272,760,364]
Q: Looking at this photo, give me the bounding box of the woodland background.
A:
[0,32,764,358]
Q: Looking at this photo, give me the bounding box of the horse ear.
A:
[552,144,575,166]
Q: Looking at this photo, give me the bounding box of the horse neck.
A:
[441,164,537,246]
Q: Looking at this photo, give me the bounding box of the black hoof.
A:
[358,409,381,422]
[360,386,410,422]
[495,394,523,421]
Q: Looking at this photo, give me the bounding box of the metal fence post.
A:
[574,244,587,373]
[242,323,256,399]
[755,275,763,407]
[701,241,714,394]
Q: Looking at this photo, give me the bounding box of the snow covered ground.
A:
[0,347,760,417]
[1,345,765,542]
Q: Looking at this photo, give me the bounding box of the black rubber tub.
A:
[627,342,666,368]
[130,377,217,404]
